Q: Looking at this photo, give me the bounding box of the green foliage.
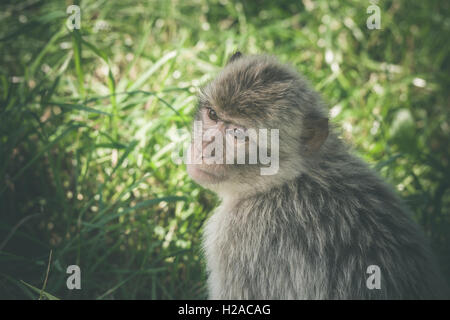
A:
[0,0,449,299]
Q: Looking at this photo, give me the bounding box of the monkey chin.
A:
[186,163,228,186]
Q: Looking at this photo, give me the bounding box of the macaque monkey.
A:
[186,52,448,299]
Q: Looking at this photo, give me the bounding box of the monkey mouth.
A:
[197,167,220,177]
[187,164,227,184]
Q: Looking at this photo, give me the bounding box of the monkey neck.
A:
[217,135,367,207]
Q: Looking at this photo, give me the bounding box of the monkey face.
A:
[186,105,255,185]
[187,54,329,191]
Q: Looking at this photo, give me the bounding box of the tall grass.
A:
[0,0,449,299]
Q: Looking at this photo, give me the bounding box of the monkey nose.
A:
[202,140,216,159]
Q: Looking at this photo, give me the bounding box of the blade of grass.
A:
[20,280,60,300]
[71,29,85,98]
[0,124,82,195]
[49,102,112,116]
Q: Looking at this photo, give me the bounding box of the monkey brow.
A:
[196,97,211,110]
[196,96,252,127]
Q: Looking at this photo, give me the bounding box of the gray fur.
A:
[193,54,448,299]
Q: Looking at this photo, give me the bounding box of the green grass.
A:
[0,0,449,299]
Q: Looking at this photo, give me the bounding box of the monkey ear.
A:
[301,117,329,153]
[226,51,243,65]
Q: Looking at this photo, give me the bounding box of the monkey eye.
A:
[207,107,219,122]
[234,128,244,139]
[232,127,248,141]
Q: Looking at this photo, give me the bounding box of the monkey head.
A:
[186,52,329,196]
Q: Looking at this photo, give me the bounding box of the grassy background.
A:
[0,0,449,299]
